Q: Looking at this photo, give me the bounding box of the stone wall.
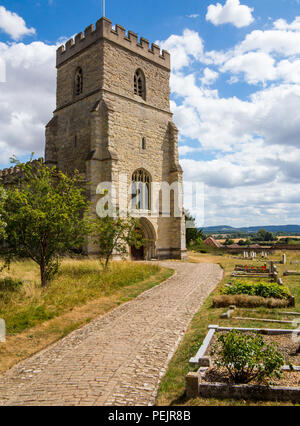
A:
[0,159,44,186]
[45,17,186,259]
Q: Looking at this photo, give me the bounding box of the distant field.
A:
[217,236,300,243]
[277,236,300,239]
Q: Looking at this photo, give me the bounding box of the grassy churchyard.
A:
[0,259,173,373]
[156,250,300,406]
[1,250,300,406]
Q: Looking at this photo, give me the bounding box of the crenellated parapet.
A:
[56,17,170,69]
[0,158,44,185]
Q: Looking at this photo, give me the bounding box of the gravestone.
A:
[0,319,5,343]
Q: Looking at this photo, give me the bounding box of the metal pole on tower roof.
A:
[103,0,106,17]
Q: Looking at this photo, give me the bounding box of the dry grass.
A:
[212,294,293,308]
[0,258,173,373]
[217,236,300,243]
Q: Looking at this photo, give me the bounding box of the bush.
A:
[0,278,22,292]
[190,239,223,254]
[211,331,284,384]
[224,280,290,299]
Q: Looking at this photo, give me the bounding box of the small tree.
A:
[0,185,7,240]
[1,160,89,287]
[211,331,284,384]
[0,185,8,273]
[185,211,206,246]
[224,238,234,246]
[255,229,277,242]
[92,215,144,269]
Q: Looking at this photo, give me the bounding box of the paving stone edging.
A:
[186,377,300,402]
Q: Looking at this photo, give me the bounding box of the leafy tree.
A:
[92,215,144,269]
[0,160,89,287]
[224,238,234,246]
[0,185,7,240]
[255,229,277,242]
[211,331,284,384]
[185,211,206,246]
[237,239,251,246]
[0,185,8,273]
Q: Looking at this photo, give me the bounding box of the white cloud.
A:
[172,68,300,152]
[206,0,254,28]
[0,41,56,166]
[0,6,35,40]
[162,21,300,225]
[207,24,300,85]
[221,51,276,84]
[239,29,300,56]
[0,56,5,82]
[179,145,201,156]
[201,67,219,86]
[276,59,300,83]
[274,16,300,32]
[157,29,204,71]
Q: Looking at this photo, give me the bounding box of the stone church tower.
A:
[45,17,186,260]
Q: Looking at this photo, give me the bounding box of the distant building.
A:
[227,243,240,249]
[203,237,223,248]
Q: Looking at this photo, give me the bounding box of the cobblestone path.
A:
[0,262,222,406]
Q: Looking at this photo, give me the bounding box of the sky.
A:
[1,0,300,227]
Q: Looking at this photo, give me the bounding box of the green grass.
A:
[0,259,171,335]
[156,250,300,407]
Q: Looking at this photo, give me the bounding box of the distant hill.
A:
[202,225,300,234]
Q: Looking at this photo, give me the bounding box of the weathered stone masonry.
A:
[3,17,187,260]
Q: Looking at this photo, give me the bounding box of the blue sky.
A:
[1,0,300,227]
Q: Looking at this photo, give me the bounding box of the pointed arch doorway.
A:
[131,217,156,261]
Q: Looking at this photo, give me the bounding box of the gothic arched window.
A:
[74,68,83,96]
[134,69,146,100]
[132,169,151,211]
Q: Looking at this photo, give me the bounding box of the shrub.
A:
[211,331,284,384]
[0,278,22,292]
[212,294,293,308]
[190,239,223,254]
[224,280,290,299]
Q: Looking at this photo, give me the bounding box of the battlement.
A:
[0,158,43,185]
[56,17,170,70]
